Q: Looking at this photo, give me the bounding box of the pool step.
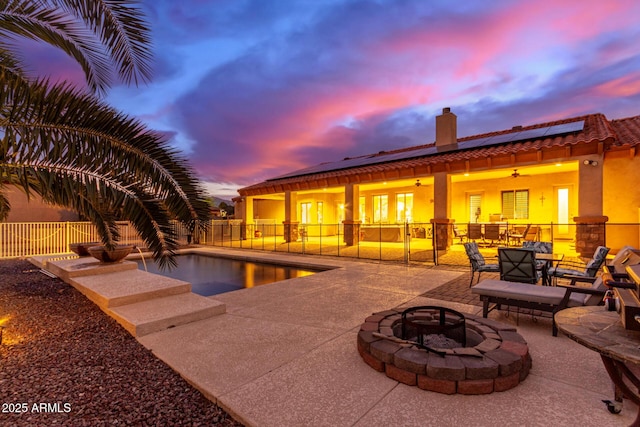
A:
[35,255,138,281]
[29,255,228,338]
[108,292,226,337]
[67,269,192,309]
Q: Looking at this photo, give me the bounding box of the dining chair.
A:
[522,241,553,254]
[548,246,610,285]
[463,242,500,287]
[522,241,557,285]
[452,225,467,243]
[467,223,483,243]
[498,247,541,284]
[483,224,502,246]
[508,224,531,246]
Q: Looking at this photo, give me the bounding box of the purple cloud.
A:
[14,0,640,198]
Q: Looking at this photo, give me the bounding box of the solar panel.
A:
[544,121,584,135]
[457,136,494,150]
[509,127,551,141]
[268,120,585,181]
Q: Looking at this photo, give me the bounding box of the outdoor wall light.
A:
[583,159,599,166]
[415,179,421,187]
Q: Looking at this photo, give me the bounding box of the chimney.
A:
[435,107,457,148]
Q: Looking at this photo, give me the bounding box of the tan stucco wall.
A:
[3,187,79,222]
[359,185,434,226]
[253,199,284,222]
[603,156,640,249]
[249,167,598,242]
[451,171,578,226]
[251,184,437,237]
[295,193,341,235]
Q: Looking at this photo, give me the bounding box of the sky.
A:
[27,0,640,199]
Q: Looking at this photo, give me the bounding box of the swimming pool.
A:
[137,254,325,296]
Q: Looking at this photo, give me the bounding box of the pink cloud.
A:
[594,72,640,97]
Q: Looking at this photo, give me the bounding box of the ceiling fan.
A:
[510,169,532,178]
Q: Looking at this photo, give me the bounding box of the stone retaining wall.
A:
[357,309,531,395]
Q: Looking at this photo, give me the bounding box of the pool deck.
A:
[36,247,636,426]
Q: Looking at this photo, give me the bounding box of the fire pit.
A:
[400,306,466,356]
[357,306,531,395]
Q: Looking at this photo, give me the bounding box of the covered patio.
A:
[235,109,637,261]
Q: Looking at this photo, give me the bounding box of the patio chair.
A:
[467,223,483,243]
[508,224,531,246]
[522,241,556,283]
[524,226,539,242]
[464,242,500,287]
[548,245,610,285]
[498,247,541,284]
[483,224,502,246]
[453,225,467,243]
[522,241,553,254]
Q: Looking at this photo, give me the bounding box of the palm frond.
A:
[49,0,153,87]
[0,67,210,268]
[0,0,210,268]
[0,0,112,93]
[0,186,10,221]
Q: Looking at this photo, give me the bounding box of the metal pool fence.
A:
[1,220,634,267]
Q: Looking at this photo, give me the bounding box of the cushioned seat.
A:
[473,279,590,307]
[548,246,610,287]
[471,278,606,336]
[464,242,499,287]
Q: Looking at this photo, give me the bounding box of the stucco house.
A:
[3,186,79,222]
[236,108,640,257]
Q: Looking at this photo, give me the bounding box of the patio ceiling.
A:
[450,161,578,182]
[252,163,578,200]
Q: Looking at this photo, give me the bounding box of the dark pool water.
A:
[137,254,322,296]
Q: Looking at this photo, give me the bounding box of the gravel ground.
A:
[0,259,243,427]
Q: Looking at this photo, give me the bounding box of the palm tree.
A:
[0,0,211,268]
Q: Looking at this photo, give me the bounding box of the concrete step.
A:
[42,256,138,281]
[68,269,191,309]
[108,292,226,337]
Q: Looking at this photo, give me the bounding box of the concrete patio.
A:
[36,247,636,426]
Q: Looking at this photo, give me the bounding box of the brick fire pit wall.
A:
[357,309,531,395]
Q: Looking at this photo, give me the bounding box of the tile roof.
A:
[239,112,634,196]
[610,115,640,147]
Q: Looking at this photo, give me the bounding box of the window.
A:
[300,202,312,224]
[316,202,323,224]
[396,193,414,222]
[502,190,529,219]
[359,196,366,223]
[372,195,388,223]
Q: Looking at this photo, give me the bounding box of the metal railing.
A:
[2,220,637,267]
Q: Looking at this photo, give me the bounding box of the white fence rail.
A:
[0,221,148,258]
[0,220,232,259]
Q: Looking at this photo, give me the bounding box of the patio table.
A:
[536,253,564,286]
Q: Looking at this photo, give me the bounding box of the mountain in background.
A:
[212,196,233,207]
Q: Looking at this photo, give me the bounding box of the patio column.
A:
[343,183,361,246]
[431,172,453,250]
[574,156,607,257]
[238,196,254,240]
[283,191,299,243]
